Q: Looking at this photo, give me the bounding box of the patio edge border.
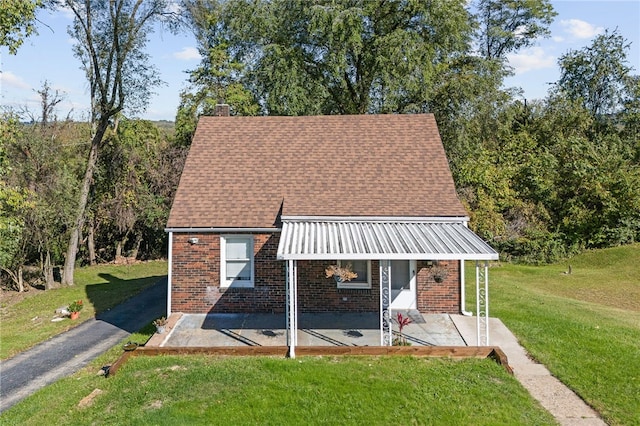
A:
[108,345,512,376]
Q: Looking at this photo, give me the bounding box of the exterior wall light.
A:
[188,237,199,245]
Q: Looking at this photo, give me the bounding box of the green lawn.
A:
[466,243,640,426]
[0,261,167,360]
[1,354,555,425]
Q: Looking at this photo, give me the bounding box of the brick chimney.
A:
[213,104,230,117]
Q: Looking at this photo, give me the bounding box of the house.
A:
[165,112,498,352]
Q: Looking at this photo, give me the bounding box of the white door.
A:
[390,260,416,310]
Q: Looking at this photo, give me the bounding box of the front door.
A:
[390,260,416,309]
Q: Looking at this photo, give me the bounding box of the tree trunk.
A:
[115,240,123,259]
[17,266,24,292]
[115,229,130,262]
[129,234,142,260]
[18,265,24,293]
[87,219,96,266]
[62,119,109,285]
[44,250,56,290]
[1,266,25,292]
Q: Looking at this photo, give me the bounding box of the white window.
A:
[220,235,254,288]
[337,259,371,289]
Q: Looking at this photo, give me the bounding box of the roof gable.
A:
[167,114,468,229]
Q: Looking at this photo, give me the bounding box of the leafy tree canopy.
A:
[475,0,556,61]
[0,0,49,54]
[182,0,475,116]
[554,28,634,117]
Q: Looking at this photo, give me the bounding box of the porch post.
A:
[286,259,298,357]
[475,260,490,345]
[379,259,392,346]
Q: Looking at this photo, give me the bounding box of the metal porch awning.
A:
[277,218,499,261]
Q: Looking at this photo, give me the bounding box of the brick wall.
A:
[416,260,460,313]
[171,233,461,314]
[296,260,380,312]
[171,232,285,313]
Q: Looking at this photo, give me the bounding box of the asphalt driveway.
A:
[0,277,167,413]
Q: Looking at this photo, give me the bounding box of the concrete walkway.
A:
[452,316,606,426]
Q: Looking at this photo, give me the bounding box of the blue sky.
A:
[1,0,638,121]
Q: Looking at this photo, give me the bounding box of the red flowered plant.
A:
[394,312,413,346]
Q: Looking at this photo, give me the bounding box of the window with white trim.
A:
[220,235,254,288]
[337,259,371,289]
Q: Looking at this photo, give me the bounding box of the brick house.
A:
[166,113,498,348]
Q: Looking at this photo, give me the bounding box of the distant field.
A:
[466,243,640,426]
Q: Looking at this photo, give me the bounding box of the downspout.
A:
[167,231,172,316]
[461,220,473,316]
[460,259,473,316]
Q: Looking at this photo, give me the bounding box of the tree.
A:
[3,82,89,290]
[0,113,34,291]
[92,119,184,262]
[61,0,169,285]
[186,0,474,115]
[621,75,640,160]
[175,0,259,145]
[35,80,64,126]
[0,0,50,54]
[474,0,556,61]
[554,29,634,117]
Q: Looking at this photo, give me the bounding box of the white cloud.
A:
[560,19,604,39]
[173,47,201,61]
[0,71,31,90]
[507,47,555,75]
[58,6,75,20]
[167,1,183,15]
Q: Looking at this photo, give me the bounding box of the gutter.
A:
[165,227,281,233]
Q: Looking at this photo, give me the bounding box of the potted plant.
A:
[68,300,83,320]
[153,316,168,334]
[325,264,358,283]
[429,264,449,283]
[393,312,413,346]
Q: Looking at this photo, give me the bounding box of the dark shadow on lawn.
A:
[85,274,167,334]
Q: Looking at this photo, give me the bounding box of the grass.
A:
[2,245,639,424]
[465,243,640,426]
[1,355,555,425]
[0,261,167,360]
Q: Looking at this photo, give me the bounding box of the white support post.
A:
[379,259,392,346]
[285,260,289,346]
[286,260,298,357]
[475,260,490,345]
[293,260,298,348]
[167,231,173,316]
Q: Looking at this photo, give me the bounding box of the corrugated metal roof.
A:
[277,220,499,260]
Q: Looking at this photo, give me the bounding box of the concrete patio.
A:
[149,312,479,348]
